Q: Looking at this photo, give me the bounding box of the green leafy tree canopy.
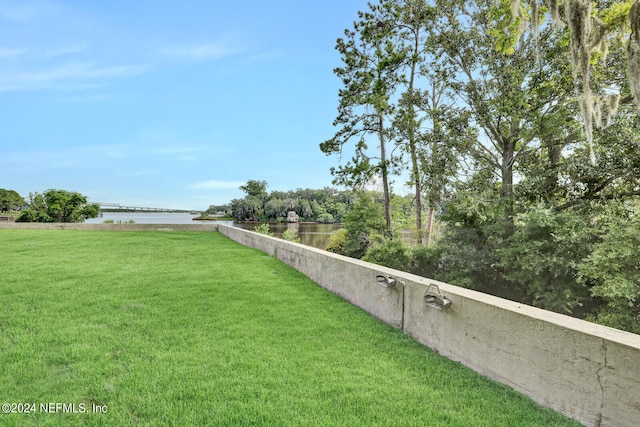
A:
[16,189,100,223]
[0,188,26,212]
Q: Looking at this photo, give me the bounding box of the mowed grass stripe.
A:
[0,230,580,426]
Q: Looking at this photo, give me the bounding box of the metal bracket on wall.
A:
[424,283,452,310]
[376,273,401,288]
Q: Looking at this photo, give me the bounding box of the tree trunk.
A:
[424,82,443,246]
[378,114,393,239]
[411,145,422,244]
[407,31,422,245]
[501,139,516,232]
[424,206,436,246]
[545,137,562,200]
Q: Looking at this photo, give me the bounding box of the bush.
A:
[578,207,640,333]
[327,228,347,255]
[317,213,335,223]
[342,192,386,259]
[408,245,443,278]
[362,240,410,271]
[282,229,301,243]
[253,223,272,235]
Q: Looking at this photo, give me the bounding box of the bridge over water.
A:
[97,203,200,214]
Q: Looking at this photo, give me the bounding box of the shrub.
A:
[578,209,640,333]
[341,192,386,259]
[317,213,335,223]
[282,229,301,243]
[327,228,347,255]
[362,240,410,271]
[253,223,272,236]
[409,245,443,278]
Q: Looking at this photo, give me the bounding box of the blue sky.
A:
[0,1,366,210]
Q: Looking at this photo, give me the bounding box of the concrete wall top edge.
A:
[218,223,329,250]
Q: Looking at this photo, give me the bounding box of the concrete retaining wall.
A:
[4,222,639,426]
[216,224,640,427]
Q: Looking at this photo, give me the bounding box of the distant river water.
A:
[85,212,342,250]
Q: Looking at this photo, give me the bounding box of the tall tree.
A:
[0,189,25,212]
[385,0,475,246]
[501,1,640,210]
[417,81,475,246]
[240,180,268,201]
[392,0,434,244]
[321,1,407,238]
[505,0,640,164]
[16,189,99,223]
[432,0,574,224]
[426,0,591,306]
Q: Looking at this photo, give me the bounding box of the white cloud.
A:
[0,47,28,58]
[160,33,245,62]
[0,62,145,92]
[161,44,237,60]
[92,143,202,162]
[44,43,89,59]
[189,180,245,190]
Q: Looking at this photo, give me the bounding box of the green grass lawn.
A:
[0,230,581,426]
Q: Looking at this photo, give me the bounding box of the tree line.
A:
[321,1,640,333]
[213,180,355,223]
